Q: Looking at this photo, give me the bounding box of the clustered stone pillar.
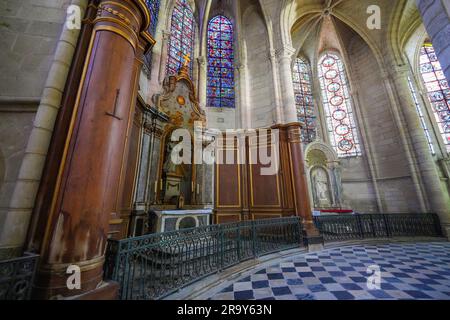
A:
[33,0,153,299]
[0,0,89,260]
[388,65,450,236]
[274,45,321,247]
[276,46,298,124]
[416,0,450,82]
[197,56,207,108]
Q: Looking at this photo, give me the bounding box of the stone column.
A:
[285,123,322,247]
[0,0,89,260]
[269,50,283,124]
[33,0,154,298]
[276,46,298,123]
[236,62,251,129]
[197,56,207,108]
[388,65,450,235]
[158,30,171,83]
[416,0,450,82]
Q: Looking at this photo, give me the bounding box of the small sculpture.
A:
[178,194,185,209]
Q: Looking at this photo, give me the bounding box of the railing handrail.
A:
[0,252,39,300]
[109,216,301,246]
[105,213,443,300]
[314,212,443,241]
[105,216,304,300]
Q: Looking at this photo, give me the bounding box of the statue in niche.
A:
[163,140,185,176]
[311,167,332,208]
[163,141,177,174]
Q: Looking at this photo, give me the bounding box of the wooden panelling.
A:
[214,127,302,223]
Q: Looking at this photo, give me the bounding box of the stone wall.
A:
[0,0,71,257]
[243,9,276,128]
[346,34,421,212]
[416,0,450,82]
[0,0,70,98]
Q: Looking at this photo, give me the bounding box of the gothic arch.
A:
[304,141,342,208]
[305,140,339,165]
[388,0,423,66]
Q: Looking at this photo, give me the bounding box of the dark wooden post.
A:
[31,0,154,299]
[284,122,323,249]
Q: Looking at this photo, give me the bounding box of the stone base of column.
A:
[65,281,119,300]
[32,258,105,299]
[443,225,450,240]
[302,220,324,252]
[0,245,22,260]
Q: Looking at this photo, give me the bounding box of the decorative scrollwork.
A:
[105,217,303,300]
[97,4,135,31]
[0,253,38,300]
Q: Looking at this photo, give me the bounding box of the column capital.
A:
[95,0,155,55]
[162,30,171,40]
[197,56,206,66]
[275,45,297,62]
[386,63,411,79]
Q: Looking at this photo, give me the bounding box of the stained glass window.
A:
[419,43,450,152]
[318,52,361,157]
[144,0,161,68]
[207,15,235,108]
[292,57,316,143]
[167,0,195,75]
[408,76,435,154]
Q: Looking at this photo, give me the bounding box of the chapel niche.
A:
[305,141,343,210]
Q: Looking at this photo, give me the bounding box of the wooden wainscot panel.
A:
[215,136,241,209]
[214,213,242,224]
[248,132,281,209]
[111,98,144,239]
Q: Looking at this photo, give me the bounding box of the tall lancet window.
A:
[147,0,161,36]
[419,42,450,152]
[207,15,235,108]
[144,0,161,66]
[318,52,361,157]
[167,0,195,75]
[292,57,316,143]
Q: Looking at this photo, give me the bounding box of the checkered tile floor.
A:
[211,242,450,300]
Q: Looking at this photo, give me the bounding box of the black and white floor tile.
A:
[210,242,450,300]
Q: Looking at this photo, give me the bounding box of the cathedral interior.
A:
[0,0,450,301]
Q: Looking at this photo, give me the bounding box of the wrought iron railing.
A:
[0,253,39,300]
[314,213,442,242]
[104,217,303,300]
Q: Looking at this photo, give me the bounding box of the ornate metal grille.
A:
[104,217,303,300]
[314,213,442,242]
[0,253,39,300]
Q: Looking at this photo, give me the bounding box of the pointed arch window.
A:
[407,76,435,154]
[144,0,161,67]
[207,15,235,108]
[292,57,316,143]
[167,0,195,75]
[146,0,161,36]
[318,52,361,157]
[419,42,450,152]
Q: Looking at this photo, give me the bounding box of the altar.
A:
[127,57,215,236]
[148,208,213,233]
